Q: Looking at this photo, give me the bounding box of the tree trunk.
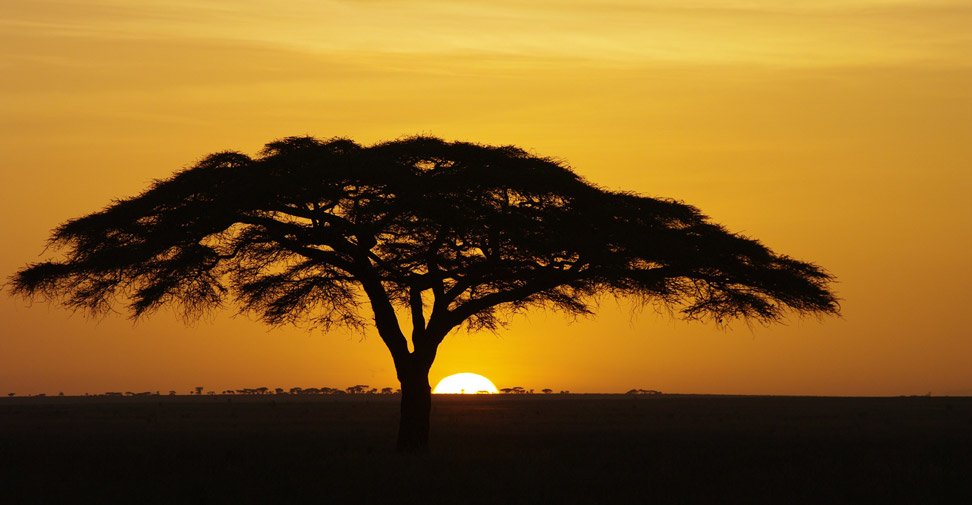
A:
[397,366,432,453]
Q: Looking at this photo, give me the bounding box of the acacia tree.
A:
[11,136,838,452]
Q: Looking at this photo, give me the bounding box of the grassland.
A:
[1,394,969,504]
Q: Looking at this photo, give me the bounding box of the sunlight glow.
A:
[433,373,499,394]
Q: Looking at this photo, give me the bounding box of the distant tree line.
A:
[189,385,402,396]
[499,387,572,395]
[4,387,665,397]
[1,386,400,397]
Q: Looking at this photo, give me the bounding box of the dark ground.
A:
[1,394,970,504]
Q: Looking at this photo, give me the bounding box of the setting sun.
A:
[433,373,499,394]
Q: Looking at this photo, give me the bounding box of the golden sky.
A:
[2,0,970,395]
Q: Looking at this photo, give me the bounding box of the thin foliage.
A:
[11,136,839,342]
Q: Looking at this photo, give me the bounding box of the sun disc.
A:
[432,373,498,394]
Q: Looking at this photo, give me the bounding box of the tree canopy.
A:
[11,135,838,451]
[13,136,837,335]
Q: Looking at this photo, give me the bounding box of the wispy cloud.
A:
[4,0,970,67]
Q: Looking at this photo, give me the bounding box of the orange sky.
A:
[2,0,970,396]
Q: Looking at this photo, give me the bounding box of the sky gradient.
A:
[2,0,970,395]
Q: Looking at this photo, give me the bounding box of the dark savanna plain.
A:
[3,1,972,504]
[3,393,971,504]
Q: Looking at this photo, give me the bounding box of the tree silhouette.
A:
[346,384,370,395]
[10,136,838,452]
[626,388,662,395]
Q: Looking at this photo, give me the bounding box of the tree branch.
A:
[354,257,410,365]
[440,270,580,334]
[409,286,426,345]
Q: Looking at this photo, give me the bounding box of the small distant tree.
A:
[626,388,662,395]
[168,390,176,396]
[542,388,553,394]
[7,393,15,397]
[10,136,838,451]
[347,385,370,395]
[193,387,204,396]
[381,387,394,395]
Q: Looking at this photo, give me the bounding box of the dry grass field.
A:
[2,394,970,504]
